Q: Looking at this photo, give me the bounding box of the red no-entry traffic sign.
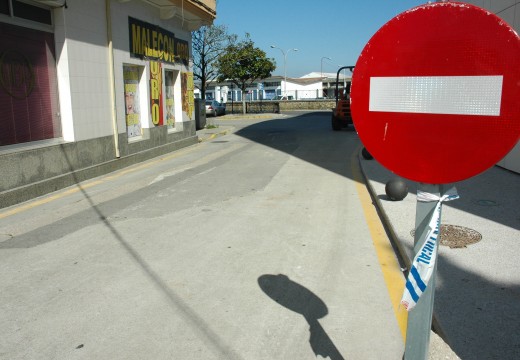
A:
[351,2,520,184]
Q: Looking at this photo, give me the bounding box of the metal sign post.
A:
[404,184,441,359]
[401,184,459,358]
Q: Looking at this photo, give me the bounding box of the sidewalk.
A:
[359,151,520,359]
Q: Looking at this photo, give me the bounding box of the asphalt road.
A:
[0,111,405,359]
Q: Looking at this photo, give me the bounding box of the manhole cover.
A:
[410,224,482,248]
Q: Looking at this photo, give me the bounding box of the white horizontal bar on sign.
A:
[369,76,503,116]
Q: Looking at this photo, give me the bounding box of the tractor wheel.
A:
[332,115,342,131]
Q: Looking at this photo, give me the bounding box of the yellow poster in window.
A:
[187,72,194,119]
[181,72,194,120]
[165,70,175,128]
[123,66,141,138]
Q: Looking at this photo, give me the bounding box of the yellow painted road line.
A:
[0,145,198,220]
[0,180,103,220]
[351,147,408,342]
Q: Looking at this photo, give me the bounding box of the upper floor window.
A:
[0,0,52,25]
[0,0,9,15]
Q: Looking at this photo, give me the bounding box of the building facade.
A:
[196,73,350,102]
[464,0,519,173]
[0,0,216,207]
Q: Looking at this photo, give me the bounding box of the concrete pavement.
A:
[0,114,514,359]
[197,114,286,142]
[198,118,519,359]
[359,151,520,359]
[0,113,404,359]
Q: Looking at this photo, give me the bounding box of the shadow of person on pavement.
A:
[258,274,344,360]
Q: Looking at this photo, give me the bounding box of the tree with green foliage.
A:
[192,25,237,100]
[216,34,276,114]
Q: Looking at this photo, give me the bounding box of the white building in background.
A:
[195,72,351,102]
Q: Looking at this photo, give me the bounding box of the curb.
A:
[357,149,410,267]
[0,136,199,210]
[357,149,459,359]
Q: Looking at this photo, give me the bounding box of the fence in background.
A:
[224,100,336,114]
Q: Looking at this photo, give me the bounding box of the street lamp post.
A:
[321,56,332,98]
[321,56,332,79]
[271,45,298,97]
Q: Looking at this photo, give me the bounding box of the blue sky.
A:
[214,0,427,78]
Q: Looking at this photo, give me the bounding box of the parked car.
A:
[205,100,226,117]
[273,95,294,100]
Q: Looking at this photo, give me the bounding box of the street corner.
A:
[196,125,235,142]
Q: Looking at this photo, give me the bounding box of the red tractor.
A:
[331,66,355,131]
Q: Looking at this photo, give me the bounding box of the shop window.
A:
[0,0,9,15]
[181,72,194,121]
[164,69,175,130]
[0,22,60,146]
[0,1,53,25]
[123,65,143,139]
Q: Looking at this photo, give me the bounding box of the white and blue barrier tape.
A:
[401,188,459,311]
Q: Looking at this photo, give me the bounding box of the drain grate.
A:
[475,199,499,206]
[410,224,482,248]
[439,224,482,248]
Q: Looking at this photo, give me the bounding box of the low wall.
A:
[278,100,336,111]
[0,121,197,208]
[225,100,336,114]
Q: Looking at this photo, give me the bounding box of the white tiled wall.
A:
[471,0,520,29]
[55,0,191,142]
[55,0,111,142]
